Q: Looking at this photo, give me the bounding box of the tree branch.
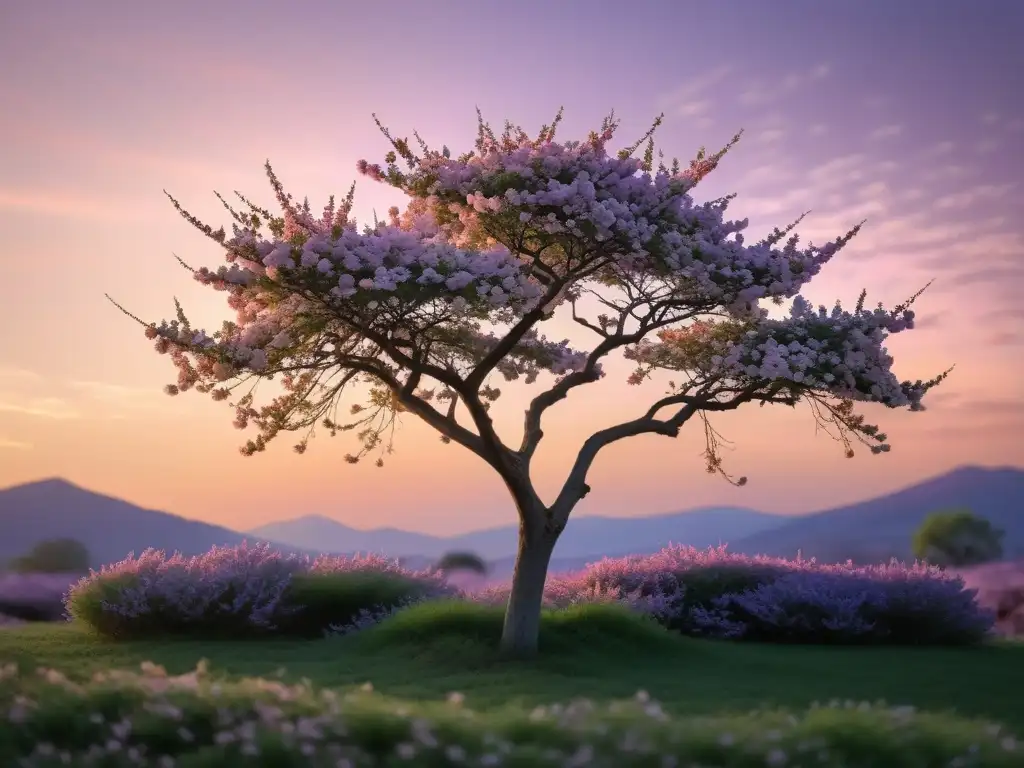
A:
[548,384,764,524]
[519,304,703,460]
[346,359,487,457]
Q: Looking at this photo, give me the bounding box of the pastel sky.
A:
[1,0,1021,535]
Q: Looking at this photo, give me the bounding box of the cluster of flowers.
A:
[1,661,1018,767]
[146,163,599,400]
[626,294,931,410]
[363,117,860,316]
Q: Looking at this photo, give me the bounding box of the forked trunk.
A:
[499,522,559,656]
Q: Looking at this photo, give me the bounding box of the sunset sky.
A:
[1,0,1021,536]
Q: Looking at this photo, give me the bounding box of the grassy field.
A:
[3,600,1023,733]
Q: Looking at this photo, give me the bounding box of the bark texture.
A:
[499,521,559,655]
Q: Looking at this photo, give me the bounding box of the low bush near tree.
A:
[434,551,489,576]
[476,545,995,644]
[65,542,455,640]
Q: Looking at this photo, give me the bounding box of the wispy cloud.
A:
[869,124,903,140]
[0,367,40,381]
[753,128,786,145]
[659,66,734,116]
[70,380,163,409]
[675,100,710,117]
[0,188,154,222]
[974,138,999,154]
[921,141,956,157]
[0,396,79,420]
[3,126,248,190]
[0,437,31,450]
[987,330,1024,346]
[920,163,976,183]
[737,63,830,107]
[963,399,1024,417]
[911,314,944,330]
[933,183,1018,210]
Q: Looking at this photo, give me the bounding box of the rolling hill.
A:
[727,465,1024,563]
[0,478,298,568]
[249,506,787,560]
[1,465,1020,571]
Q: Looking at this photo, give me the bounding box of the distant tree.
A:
[109,109,947,654]
[9,538,91,573]
[434,551,489,576]
[912,509,1004,568]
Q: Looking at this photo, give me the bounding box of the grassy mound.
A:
[1,658,1019,767]
[348,600,680,658]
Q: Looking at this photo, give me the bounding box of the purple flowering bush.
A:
[65,542,456,639]
[476,545,995,645]
[65,542,994,645]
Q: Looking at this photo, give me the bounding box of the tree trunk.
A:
[499,521,559,656]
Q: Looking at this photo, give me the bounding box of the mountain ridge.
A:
[1,465,1020,569]
[247,504,785,559]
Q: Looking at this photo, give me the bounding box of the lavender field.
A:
[3,544,1021,640]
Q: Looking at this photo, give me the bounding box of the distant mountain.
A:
[2,465,1020,573]
[249,515,448,559]
[728,466,1024,563]
[249,506,787,560]
[0,478,304,568]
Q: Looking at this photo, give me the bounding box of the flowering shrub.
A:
[0,661,1019,767]
[65,542,455,639]
[63,542,994,646]
[477,546,995,645]
[110,108,950,655]
[955,559,1024,638]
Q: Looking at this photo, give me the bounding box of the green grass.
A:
[3,600,1023,732]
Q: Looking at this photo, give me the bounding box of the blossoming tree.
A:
[110,110,947,654]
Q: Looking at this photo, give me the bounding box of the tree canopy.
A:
[913,509,1004,568]
[110,109,947,653]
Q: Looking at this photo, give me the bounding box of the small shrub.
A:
[288,569,447,637]
[434,550,489,576]
[65,542,455,640]
[687,570,995,644]
[913,508,1004,568]
[0,661,1019,767]
[8,538,90,574]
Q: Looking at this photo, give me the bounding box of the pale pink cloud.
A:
[0,188,153,222]
[738,63,830,106]
[658,66,735,108]
[933,183,1018,210]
